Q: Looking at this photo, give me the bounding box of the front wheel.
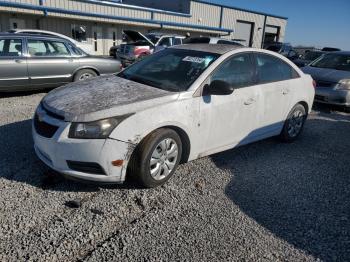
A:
[280,104,307,142]
[128,129,182,188]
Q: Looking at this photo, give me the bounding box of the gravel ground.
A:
[0,92,349,262]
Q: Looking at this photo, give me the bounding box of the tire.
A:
[128,129,182,188]
[73,69,97,82]
[280,103,307,142]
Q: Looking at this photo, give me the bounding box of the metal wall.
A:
[0,0,288,55]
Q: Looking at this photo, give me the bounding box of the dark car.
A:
[0,33,122,92]
[265,42,299,61]
[301,51,350,109]
[293,50,326,67]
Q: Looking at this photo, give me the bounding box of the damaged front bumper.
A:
[32,107,135,183]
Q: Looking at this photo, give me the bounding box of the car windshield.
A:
[118,48,219,92]
[304,51,323,61]
[310,53,350,72]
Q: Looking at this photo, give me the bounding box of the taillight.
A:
[312,80,316,88]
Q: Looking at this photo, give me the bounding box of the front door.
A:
[92,26,103,55]
[26,38,78,87]
[0,37,29,91]
[199,53,261,155]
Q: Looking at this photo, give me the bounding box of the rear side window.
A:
[27,39,71,57]
[0,39,22,57]
[255,53,299,84]
[211,53,255,88]
[173,37,182,45]
[158,37,172,47]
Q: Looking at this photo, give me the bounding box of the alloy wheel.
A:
[149,138,179,180]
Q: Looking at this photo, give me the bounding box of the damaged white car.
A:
[33,44,315,188]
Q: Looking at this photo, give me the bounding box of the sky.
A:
[205,0,350,50]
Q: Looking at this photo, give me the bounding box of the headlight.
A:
[335,79,350,90]
[68,115,132,139]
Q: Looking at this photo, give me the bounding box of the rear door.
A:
[251,53,299,137]
[0,37,29,91]
[26,38,79,87]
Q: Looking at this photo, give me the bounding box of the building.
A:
[0,0,288,55]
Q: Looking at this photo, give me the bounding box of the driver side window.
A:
[211,53,255,88]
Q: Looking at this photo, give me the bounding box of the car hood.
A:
[41,75,178,122]
[301,66,350,83]
[123,30,154,47]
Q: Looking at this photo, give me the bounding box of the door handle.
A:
[68,58,74,62]
[244,98,256,105]
[282,89,290,95]
[15,59,24,63]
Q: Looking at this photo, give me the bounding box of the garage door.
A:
[234,21,254,47]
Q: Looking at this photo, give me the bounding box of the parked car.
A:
[293,50,326,67]
[8,29,94,54]
[0,33,122,92]
[33,44,314,188]
[322,47,341,52]
[301,51,350,109]
[265,42,299,61]
[110,30,185,66]
[183,36,243,46]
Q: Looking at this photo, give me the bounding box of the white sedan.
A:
[33,44,315,188]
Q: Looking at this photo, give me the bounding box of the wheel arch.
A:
[131,125,191,165]
[297,101,309,114]
[72,66,100,79]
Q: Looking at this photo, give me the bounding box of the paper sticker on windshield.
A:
[183,56,206,63]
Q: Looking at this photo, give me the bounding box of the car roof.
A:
[171,43,242,54]
[0,32,69,41]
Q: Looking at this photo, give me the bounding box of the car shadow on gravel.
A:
[0,119,139,192]
[211,114,350,261]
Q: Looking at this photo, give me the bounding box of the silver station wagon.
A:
[0,32,122,92]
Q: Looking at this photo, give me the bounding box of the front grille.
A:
[66,161,106,175]
[34,113,59,138]
[41,103,65,120]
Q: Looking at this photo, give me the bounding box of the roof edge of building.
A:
[193,0,288,20]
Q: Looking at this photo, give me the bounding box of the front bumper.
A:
[315,87,350,107]
[32,106,134,183]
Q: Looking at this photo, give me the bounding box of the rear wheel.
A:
[73,69,97,82]
[128,129,182,188]
[280,104,307,142]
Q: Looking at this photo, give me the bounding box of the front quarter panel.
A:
[109,95,200,161]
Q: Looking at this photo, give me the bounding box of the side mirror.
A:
[203,80,234,96]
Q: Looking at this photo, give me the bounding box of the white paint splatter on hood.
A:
[42,75,179,122]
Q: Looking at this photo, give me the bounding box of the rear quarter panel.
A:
[78,57,121,75]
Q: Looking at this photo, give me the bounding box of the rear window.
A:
[0,38,22,57]
[183,37,210,44]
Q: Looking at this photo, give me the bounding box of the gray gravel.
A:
[0,92,349,262]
